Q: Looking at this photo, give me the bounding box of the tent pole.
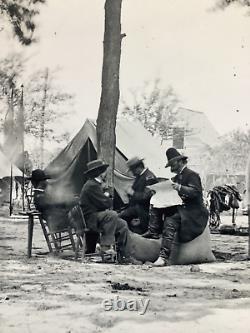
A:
[22,169,25,211]
[9,164,13,216]
[19,84,25,211]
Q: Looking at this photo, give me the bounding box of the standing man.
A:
[153,148,209,266]
[79,159,129,258]
[119,157,158,234]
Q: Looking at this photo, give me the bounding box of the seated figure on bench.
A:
[142,148,209,267]
[29,169,71,232]
[119,157,158,234]
[79,159,130,259]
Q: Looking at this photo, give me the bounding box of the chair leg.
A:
[39,216,53,253]
[50,233,61,253]
[75,236,80,260]
[68,228,76,252]
[81,234,87,260]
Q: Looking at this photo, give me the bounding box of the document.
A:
[148,180,182,208]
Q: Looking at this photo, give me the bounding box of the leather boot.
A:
[142,207,163,238]
[153,256,169,267]
[100,245,117,263]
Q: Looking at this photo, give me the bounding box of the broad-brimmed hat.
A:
[84,159,109,176]
[27,169,51,181]
[126,157,144,170]
[165,148,187,168]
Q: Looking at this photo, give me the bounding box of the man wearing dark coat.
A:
[152,148,209,266]
[30,169,70,232]
[79,159,129,258]
[119,157,158,234]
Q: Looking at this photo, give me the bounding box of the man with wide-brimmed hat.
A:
[79,159,129,258]
[29,169,70,232]
[119,156,157,234]
[28,169,51,212]
[149,147,209,267]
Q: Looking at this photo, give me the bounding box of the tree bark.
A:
[96,0,123,194]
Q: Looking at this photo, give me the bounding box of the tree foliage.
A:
[120,79,179,142]
[207,129,250,174]
[216,0,250,8]
[0,0,45,45]
[24,68,74,143]
[0,54,74,146]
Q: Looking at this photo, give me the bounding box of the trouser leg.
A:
[96,210,119,246]
[136,205,150,234]
[115,217,129,256]
[160,212,181,259]
[119,206,137,224]
[148,208,164,234]
[119,205,149,234]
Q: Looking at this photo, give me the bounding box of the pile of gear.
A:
[207,184,242,228]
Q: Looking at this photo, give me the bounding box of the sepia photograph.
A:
[0,1,250,332]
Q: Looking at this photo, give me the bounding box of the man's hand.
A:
[171,180,181,191]
[126,188,134,197]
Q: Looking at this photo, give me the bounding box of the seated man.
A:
[119,157,158,234]
[29,169,70,232]
[145,148,209,267]
[79,159,129,258]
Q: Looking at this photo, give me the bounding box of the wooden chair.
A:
[68,204,117,262]
[68,204,94,260]
[39,215,76,255]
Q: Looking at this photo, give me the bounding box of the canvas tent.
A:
[0,149,23,178]
[45,119,171,207]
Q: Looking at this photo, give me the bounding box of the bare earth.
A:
[0,207,250,333]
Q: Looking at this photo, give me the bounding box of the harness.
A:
[207,184,242,228]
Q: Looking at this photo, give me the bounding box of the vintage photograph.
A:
[0,1,250,332]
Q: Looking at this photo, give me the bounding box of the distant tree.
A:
[0,54,74,166]
[24,67,74,167]
[207,129,250,174]
[120,79,180,143]
[216,0,250,8]
[0,0,45,45]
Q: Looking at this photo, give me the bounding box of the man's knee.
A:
[98,210,118,222]
[117,218,128,230]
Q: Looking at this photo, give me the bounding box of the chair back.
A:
[68,204,87,234]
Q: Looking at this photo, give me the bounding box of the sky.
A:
[1,0,250,143]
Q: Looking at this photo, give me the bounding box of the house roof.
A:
[175,107,220,148]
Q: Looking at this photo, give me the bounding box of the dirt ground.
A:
[0,206,250,333]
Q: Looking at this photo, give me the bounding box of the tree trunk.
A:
[96,0,123,194]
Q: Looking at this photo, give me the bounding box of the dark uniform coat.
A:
[173,167,208,243]
[130,168,158,208]
[79,178,112,231]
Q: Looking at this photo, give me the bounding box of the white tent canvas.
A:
[0,150,23,178]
